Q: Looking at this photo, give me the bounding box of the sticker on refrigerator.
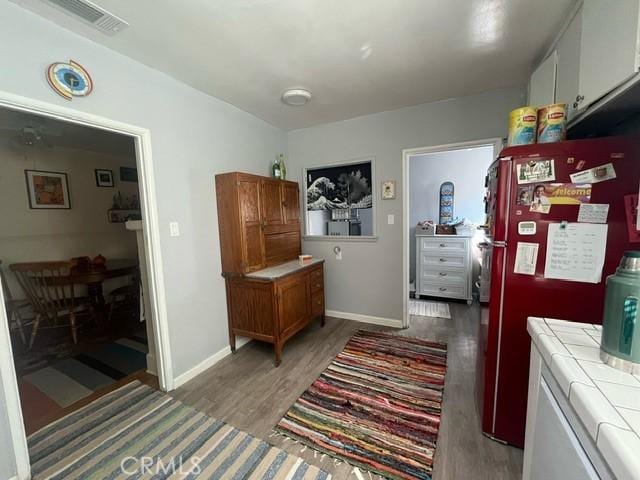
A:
[530,203,551,214]
[518,221,537,235]
[516,159,555,184]
[544,223,608,284]
[569,163,617,184]
[514,242,539,275]
[577,204,609,224]
[624,194,640,243]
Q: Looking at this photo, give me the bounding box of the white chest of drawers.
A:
[415,234,473,304]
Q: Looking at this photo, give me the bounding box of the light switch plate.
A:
[169,222,180,237]
[387,214,395,225]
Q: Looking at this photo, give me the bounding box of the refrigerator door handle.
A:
[493,241,507,248]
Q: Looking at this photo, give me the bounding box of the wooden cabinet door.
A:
[261,179,284,226]
[282,183,300,225]
[238,178,265,272]
[277,272,310,337]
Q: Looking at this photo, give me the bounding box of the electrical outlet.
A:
[169,222,180,237]
[334,246,342,260]
[387,214,395,225]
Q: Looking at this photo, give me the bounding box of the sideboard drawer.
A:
[311,290,324,316]
[419,283,466,298]
[310,267,324,293]
[421,252,467,269]
[420,237,468,253]
[420,268,467,286]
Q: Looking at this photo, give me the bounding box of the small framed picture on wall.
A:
[120,166,138,183]
[381,180,396,200]
[95,169,114,187]
[25,169,71,209]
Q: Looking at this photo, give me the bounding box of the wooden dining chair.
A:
[10,261,96,348]
[0,260,31,344]
[107,269,141,322]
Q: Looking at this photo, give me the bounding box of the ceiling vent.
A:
[42,0,129,35]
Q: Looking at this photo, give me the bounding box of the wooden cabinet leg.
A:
[274,341,282,367]
[229,332,236,353]
[320,314,325,327]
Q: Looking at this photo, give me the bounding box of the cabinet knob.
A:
[439,258,446,262]
[439,287,447,291]
[317,300,322,305]
[439,243,446,247]
[575,94,584,103]
[439,272,447,276]
[315,283,321,288]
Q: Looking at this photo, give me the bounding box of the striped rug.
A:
[20,335,148,434]
[274,330,447,480]
[29,381,329,480]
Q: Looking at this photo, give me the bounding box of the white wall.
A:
[287,87,524,321]
[0,142,139,296]
[409,145,494,282]
[0,4,287,475]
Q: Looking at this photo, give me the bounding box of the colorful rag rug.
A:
[29,381,330,480]
[274,330,447,480]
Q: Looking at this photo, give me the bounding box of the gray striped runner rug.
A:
[28,381,330,480]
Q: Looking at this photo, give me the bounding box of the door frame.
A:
[401,138,503,328]
[0,90,174,480]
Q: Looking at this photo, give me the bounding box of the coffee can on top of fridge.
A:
[507,106,537,146]
[537,103,567,143]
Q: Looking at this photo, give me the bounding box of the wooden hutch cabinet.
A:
[215,172,324,366]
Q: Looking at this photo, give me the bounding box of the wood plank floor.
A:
[171,303,523,479]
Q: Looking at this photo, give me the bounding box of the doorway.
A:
[402,138,502,328]
[0,91,172,480]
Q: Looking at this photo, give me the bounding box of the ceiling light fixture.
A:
[281,89,312,106]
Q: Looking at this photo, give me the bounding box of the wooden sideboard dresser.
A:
[215,172,325,365]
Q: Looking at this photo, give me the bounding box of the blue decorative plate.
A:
[47,60,93,100]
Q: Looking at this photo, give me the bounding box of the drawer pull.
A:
[439,258,446,262]
[316,300,322,305]
[440,243,446,247]
[439,287,447,291]
[315,283,321,288]
[439,272,447,276]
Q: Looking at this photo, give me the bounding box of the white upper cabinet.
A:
[579,0,640,107]
[555,6,582,119]
[528,51,557,107]
[531,0,640,121]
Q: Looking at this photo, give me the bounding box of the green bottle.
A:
[601,251,640,374]
[272,158,281,179]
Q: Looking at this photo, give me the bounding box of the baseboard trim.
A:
[173,338,250,389]
[325,310,403,328]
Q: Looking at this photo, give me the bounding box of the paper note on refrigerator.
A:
[544,223,608,283]
[577,204,609,224]
[514,242,539,275]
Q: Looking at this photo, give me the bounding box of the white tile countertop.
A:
[246,258,324,280]
[528,317,640,480]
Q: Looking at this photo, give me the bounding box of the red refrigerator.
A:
[477,135,640,448]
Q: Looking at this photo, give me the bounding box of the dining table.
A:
[69,258,139,316]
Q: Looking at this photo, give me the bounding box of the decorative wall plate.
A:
[46,60,93,100]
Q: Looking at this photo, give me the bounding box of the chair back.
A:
[9,262,76,317]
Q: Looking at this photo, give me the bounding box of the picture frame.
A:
[120,166,138,183]
[24,169,70,209]
[381,180,396,200]
[95,169,114,187]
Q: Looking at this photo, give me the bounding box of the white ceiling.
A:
[0,107,135,157]
[14,0,575,130]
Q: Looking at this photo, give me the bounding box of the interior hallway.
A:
[171,304,523,479]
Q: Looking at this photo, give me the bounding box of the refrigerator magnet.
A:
[516,159,556,184]
[518,221,537,235]
[570,163,617,184]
